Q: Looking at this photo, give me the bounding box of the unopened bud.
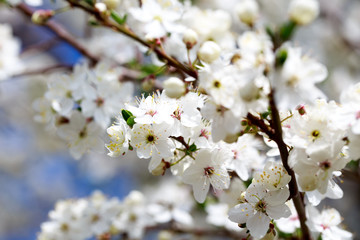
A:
[296,104,306,115]
[95,2,107,13]
[158,230,173,240]
[31,10,55,25]
[288,0,319,25]
[151,160,169,176]
[235,0,259,26]
[198,41,221,63]
[260,223,278,240]
[183,29,198,49]
[163,77,186,98]
[103,0,120,10]
[141,75,155,92]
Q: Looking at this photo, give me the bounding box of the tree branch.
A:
[65,0,198,79]
[267,90,311,240]
[16,3,100,65]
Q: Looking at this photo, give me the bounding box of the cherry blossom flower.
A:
[228,183,291,238]
[182,148,231,203]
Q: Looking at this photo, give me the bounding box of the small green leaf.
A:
[279,21,297,41]
[276,49,288,67]
[121,109,133,121]
[126,116,136,128]
[188,143,197,152]
[265,25,275,40]
[261,111,270,119]
[83,0,94,6]
[110,10,127,25]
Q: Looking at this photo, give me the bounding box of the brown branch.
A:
[11,64,73,78]
[16,3,100,65]
[246,112,274,138]
[20,37,60,56]
[65,0,198,79]
[267,90,311,240]
[247,92,311,239]
[170,136,190,149]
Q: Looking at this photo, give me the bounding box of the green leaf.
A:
[126,116,136,128]
[121,109,133,121]
[261,111,270,119]
[265,25,275,41]
[279,21,297,41]
[188,143,197,152]
[110,10,127,25]
[244,178,253,188]
[276,48,288,67]
[83,0,94,6]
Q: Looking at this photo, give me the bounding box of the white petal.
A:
[266,204,291,220]
[228,203,253,224]
[192,178,210,203]
[247,212,270,239]
[266,188,290,206]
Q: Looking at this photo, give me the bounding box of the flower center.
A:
[146,109,157,117]
[79,127,87,138]
[147,134,155,143]
[213,80,221,88]
[204,166,215,176]
[95,97,105,107]
[255,200,267,213]
[319,160,331,170]
[311,130,320,140]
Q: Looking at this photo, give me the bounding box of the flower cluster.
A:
[33,62,134,159]
[38,180,194,240]
[3,0,355,238]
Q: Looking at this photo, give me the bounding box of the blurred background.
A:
[0,0,360,239]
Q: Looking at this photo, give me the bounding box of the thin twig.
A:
[11,64,73,78]
[20,37,60,56]
[16,3,100,65]
[65,0,198,79]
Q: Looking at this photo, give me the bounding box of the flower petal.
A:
[247,212,270,239]
[228,203,253,224]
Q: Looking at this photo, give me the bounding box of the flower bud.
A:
[31,10,55,25]
[260,223,278,240]
[235,0,259,26]
[183,28,198,49]
[141,75,155,92]
[158,230,173,240]
[296,104,306,115]
[103,0,120,10]
[198,41,221,63]
[151,160,169,176]
[163,77,186,98]
[95,2,107,13]
[288,0,319,25]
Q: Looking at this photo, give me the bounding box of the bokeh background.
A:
[0,0,360,239]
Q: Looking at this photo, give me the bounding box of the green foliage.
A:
[110,10,127,25]
[121,109,133,121]
[276,48,288,67]
[279,21,297,41]
[121,109,136,127]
